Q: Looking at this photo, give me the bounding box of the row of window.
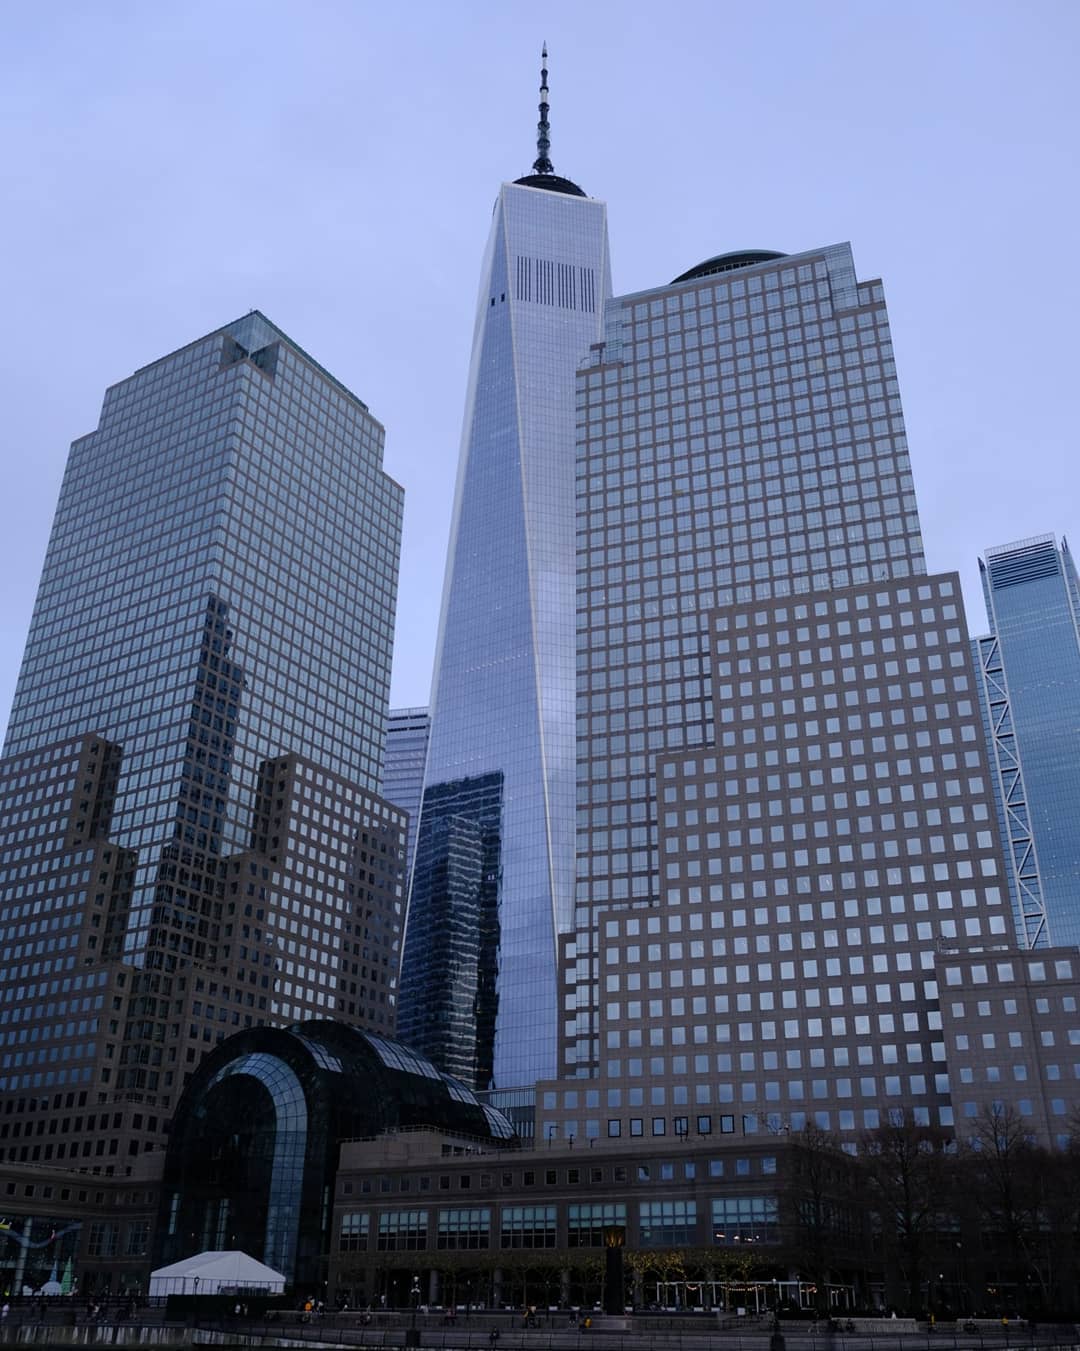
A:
[339,1198,779,1252]
[347,1147,776,1199]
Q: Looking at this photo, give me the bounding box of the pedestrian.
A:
[489,1329,500,1347]
[1,1303,9,1323]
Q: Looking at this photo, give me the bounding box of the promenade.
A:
[1,1307,1078,1351]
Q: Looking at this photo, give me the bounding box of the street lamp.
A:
[405,1274,421,1348]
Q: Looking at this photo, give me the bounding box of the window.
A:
[437,1208,490,1249]
[712,1197,779,1245]
[376,1210,428,1251]
[640,1199,697,1246]
[501,1206,556,1249]
[339,1212,369,1252]
[568,1203,627,1248]
[125,1220,150,1256]
[87,1223,119,1258]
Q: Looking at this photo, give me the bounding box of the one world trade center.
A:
[399,51,611,1088]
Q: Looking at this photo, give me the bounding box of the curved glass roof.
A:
[363,1031,441,1080]
[172,1020,516,1145]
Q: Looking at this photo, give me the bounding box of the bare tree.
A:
[786,1124,857,1315]
[860,1110,954,1314]
[963,1103,1080,1315]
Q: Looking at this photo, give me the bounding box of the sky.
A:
[2,0,1078,740]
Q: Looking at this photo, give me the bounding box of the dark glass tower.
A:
[400,772,504,1086]
[383,706,431,883]
[975,534,1080,948]
[400,53,612,1088]
[0,312,406,1166]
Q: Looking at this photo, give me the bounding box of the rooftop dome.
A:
[512,172,587,197]
[672,249,787,284]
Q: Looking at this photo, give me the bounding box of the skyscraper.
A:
[399,51,612,1088]
[541,570,1019,1147]
[0,311,406,1168]
[975,534,1080,948]
[382,706,431,882]
[566,244,927,1075]
[532,244,1080,1147]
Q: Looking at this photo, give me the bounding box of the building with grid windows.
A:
[537,244,1080,1149]
[0,311,406,1169]
[545,573,1016,1143]
[974,534,1080,949]
[540,572,1080,1150]
[566,244,926,1078]
[400,52,612,1089]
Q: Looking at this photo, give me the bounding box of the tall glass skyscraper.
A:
[975,534,1080,948]
[6,311,401,804]
[399,53,612,1088]
[383,706,431,882]
[0,312,406,1165]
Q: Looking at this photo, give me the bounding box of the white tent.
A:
[148,1250,286,1297]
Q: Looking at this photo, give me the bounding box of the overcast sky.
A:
[2,1,1078,740]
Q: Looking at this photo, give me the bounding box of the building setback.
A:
[544,571,1060,1146]
[975,534,1080,949]
[0,312,406,1169]
[568,243,926,1077]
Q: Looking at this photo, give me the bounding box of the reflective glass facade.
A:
[976,535,1080,948]
[0,314,406,1158]
[383,706,431,883]
[404,182,612,1087]
[399,772,504,1086]
[4,312,402,959]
